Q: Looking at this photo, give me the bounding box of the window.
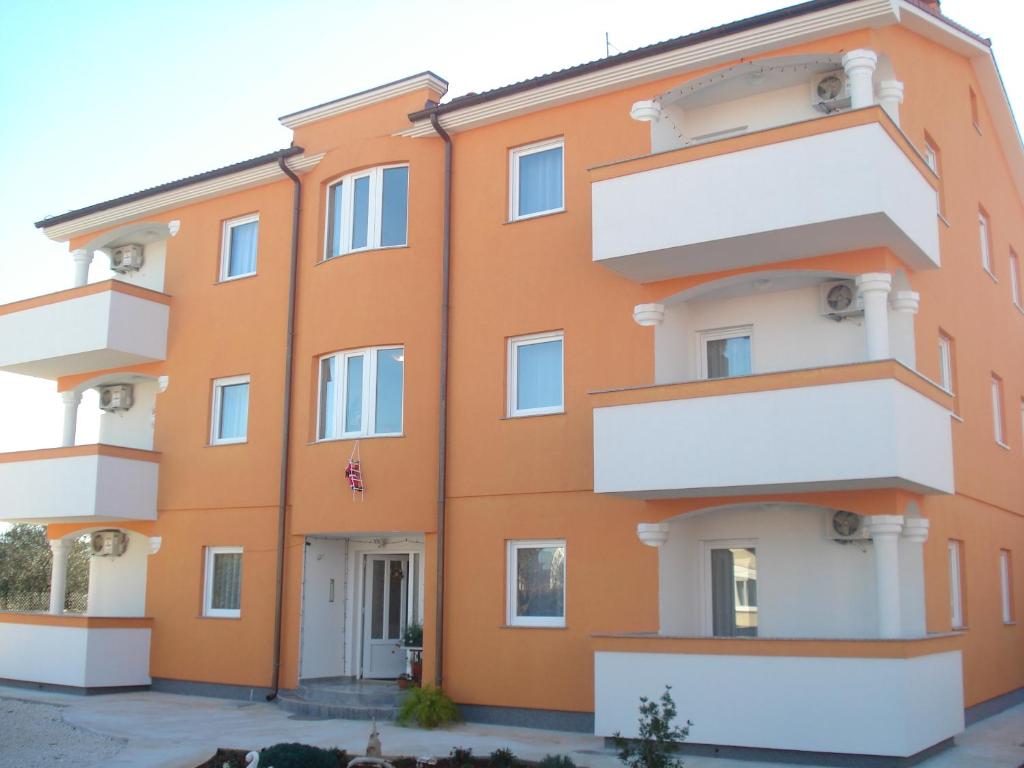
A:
[204,546,242,618]
[701,326,753,379]
[979,209,994,275]
[923,133,944,215]
[325,165,409,258]
[507,539,565,627]
[220,214,259,280]
[317,347,404,439]
[969,86,980,130]
[508,332,564,417]
[211,376,250,445]
[509,139,564,221]
[949,540,965,629]
[1000,550,1014,624]
[707,543,758,637]
[938,332,955,396]
[1010,250,1022,308]
[992,374,1007,446]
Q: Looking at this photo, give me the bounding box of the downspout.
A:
[268,155,302,701]
[429,112,452,688]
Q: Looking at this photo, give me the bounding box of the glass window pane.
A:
[518,146,563,217]
[381,167,409,247]
[218,383,249,440]
[711,547,757,637]
[211,552,241,610]
[370,559,385,640]
[352,176,370,250]
[707,336,751,379]
[374,348,404,434]
[328,182,344,257]
[516,545,565,618]
[516,339,562,411]
[387,560,404,640]
[344,355,364,433]
[318,357,336,439]
[228,221,258,277]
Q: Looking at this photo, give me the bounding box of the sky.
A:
[0,0,1019,453]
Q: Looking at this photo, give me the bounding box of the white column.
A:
[856,273,893,360]
[878,80,905,126]
[890,290,920,368]
[633,304,665,327]
[71,249,93,288]
[60,390,82,447]
[865,515,904,638]
[48,539,72,615]
[901,518,930,637]
[843,49,878,109]
[637,523,669,547]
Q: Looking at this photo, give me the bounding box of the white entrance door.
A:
[361,554,408,678]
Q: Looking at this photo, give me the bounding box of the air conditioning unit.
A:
[810,70,852,113]
[110,244,144,273]
[98,383,133,412]
[819,280,863,319]
[91,530,128,557]
[826,510,869,542]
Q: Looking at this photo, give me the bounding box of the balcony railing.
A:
[0,279,170,379]
[0,444,159,522]
[591,108,940,282]
[592,360,954,498]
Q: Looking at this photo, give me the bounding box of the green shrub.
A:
[538,755,576,768]
[396,685,459,728]
[402,622,424,646]
[449,746,473,768]
[257,743,344,768]
[612,686,691,768]
[489,748,517,768]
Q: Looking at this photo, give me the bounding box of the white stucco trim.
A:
[280,73,448,128]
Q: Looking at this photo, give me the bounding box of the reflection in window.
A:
[710,546,757,637]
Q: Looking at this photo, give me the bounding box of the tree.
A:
[0,524,89,612]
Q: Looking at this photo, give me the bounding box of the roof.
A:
[408,0,990,123]
[34,147,304,230]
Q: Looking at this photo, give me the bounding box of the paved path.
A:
[0,686,1022,768]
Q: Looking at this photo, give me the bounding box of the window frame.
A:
[702,538,759,638]
[992,373,1007,447]
[316,346,405,440]
[949,539,965,629]
[219,214,259,282]
[979,208,995,277]
[509,138,565,222]
[1000,549,1014,625]
[507,331,565,418]
[1010,249,1022,309]
[923,133,945,216]
[506,538,567,628]
[210,375,250,446]
[699,325,754,380]
[203,545,243,619]
[937,332,954,395]
[323,164,409,260]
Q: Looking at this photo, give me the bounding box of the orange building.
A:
[1,0,1022,761]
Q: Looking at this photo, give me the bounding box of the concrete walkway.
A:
[1,686,1023,768]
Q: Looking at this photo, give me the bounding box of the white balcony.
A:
[592,112,940,282]
[0,615,151,689]
[593,635,963,758]
[0,280,169,379]
[0,445,159,523]
[592,363,954,499]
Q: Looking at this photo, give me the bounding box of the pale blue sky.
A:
[0,0,1018,451]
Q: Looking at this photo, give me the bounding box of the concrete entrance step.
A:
[278,678,407,721]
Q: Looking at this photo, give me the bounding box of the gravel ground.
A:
[0,696,126,766]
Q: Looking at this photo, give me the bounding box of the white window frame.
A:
[210,375,250,445]
[219,214,259,282]
[203,546,242,618]
[324,164,409,259]
[949,540,964,629]
[938,333,954,394]
[701,539,758,637]
[507,539,566,628]
[992,374,1007,446]
[317,346,404,440]
[1010,249,1022,309]
[1000,549,1014,624]
[507,331,565,418]
[698,325,754,380]
[924,142,938,174]
[979,210,994,276]
[509,138,565,222]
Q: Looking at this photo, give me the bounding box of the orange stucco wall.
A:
[30,16,1023,716]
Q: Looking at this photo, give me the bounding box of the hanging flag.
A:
[346,442,364,499]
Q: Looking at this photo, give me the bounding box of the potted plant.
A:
[402,622,424,685]
[397,673,413,690]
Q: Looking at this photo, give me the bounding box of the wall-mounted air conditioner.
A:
[110,244,144,273]
[826,510,869,542]
[819,280,863,320]
[98,383,133,412]
[91,530,128,557]
[811,70,852,113]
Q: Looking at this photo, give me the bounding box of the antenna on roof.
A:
[605,32,620,58]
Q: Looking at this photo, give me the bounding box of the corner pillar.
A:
[878,80,905,125]
[71,249,93,288]
[48,539,72,615]
[900,518,930,637]
[842,49,878,109]
[857,272,893,360]
[865,514,904,638]
[60,390,82,447]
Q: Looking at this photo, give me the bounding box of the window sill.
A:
[500,624,567,630]
[318,245,409,264]
[953,624,968,631]
[937,212,950,228]
[505,208,567,225]
[1014,303,1024,316]
[984,268,999,284]
[208,440,248,447]
[973,122,983,136]
[216,273,258,285]
[996,440,1011,451]
[502,410,566,421]
[950,412,964,423]
[309,434,404,445]
[1003,621,1017,627]
[200,614,241,620]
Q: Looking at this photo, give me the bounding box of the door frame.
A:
[700,538,758,637]
[345,537,425,680]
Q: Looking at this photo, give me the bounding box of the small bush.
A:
[489,748,517,768]
[257,742,344,768]
[403,622,424,646]
[538,755,576,768]
[449,746,473,768]
[396,685,459,728]
[613,686,691,768]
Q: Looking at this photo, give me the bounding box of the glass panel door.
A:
[362,554,408,678]
[709,545,758,637]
